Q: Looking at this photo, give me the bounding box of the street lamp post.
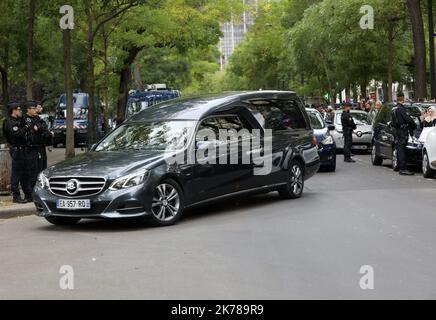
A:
[429,0,436,99]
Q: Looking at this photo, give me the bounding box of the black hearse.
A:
[34,91,320,227]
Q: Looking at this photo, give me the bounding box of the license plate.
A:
[352,145,368,150]
[57,199,91,210]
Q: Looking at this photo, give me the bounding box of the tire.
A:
[325,156,336,172]
[371,145,383,166]
[392,148,399,172]
[147,178,184,227]
[45,216,81,226]
[278,160,305,199]
[423,151,436,178]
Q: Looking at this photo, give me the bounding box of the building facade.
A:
[218,0,258,69]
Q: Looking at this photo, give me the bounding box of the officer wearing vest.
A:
[23,100,51,194]
[391,92,416,176]
[341,102,357,163]
[2,102,32,203]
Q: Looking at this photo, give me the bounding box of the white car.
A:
[329,110,373,152]
[422,127,436,178]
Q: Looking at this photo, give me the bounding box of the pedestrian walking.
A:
[23,101,51,195]
[341,102,357,163]
[2,102,33,203]
[391,92,416,176]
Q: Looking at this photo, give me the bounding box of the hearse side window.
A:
[248,100,307,131]
[276,100,307,129]
[198,118,221,136]
[218,116,246,131]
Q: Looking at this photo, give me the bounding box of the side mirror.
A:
[90,143,97,151]
[327,125,335,131]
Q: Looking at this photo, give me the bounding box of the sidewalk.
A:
[0,196,36,219]
[0,148,85,220]
[0,196,36,220]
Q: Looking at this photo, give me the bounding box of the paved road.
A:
[1,154,436,299]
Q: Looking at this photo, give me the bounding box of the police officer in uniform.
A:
[23,101,51,195]
[341,102,357,163]
[35,100,52,171]
[2,103,32,203]
[391,92,416,176]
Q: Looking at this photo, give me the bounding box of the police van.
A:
[125,84,181,119]
[52,93,104,147]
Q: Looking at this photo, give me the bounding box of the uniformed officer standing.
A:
[35,101,52,171]
[391,92,416,176]
[341,102,357,163]
[23,101,50,194]
[2,103,32,203]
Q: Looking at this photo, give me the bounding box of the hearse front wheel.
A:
[278,160,305,199]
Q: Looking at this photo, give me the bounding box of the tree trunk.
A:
[86,8,96,148]
[0,66,9,106]
[1,43,10,105]
[133,63,143,90]
[116,46,143,120]
[387,32,394,102]
[405,0,427,100]
[102,25,109,135]
[63,29,75,159]
[382,81,388,103]
[26,0,36,100]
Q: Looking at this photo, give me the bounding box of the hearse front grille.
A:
[49,176,106,198]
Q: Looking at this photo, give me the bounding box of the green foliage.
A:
[223,0,414,101]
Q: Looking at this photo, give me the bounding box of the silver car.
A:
[330,110,373,152]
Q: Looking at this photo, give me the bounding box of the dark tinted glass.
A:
[307,111,325,129]
[374,105,392,125]
[248,99,307,131]
[218,116,245,131]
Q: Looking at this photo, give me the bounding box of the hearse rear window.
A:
[248,99,307,131]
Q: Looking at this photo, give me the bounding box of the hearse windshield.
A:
[95,120,196,152]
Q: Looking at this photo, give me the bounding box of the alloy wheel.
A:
[290,164,304,195]
[392,149,398,171]
[423,153,429,175]
[151,184,181,222]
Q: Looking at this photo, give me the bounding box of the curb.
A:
[0,204,36,219]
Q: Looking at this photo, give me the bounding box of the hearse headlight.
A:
[322,136,334,145]
[109,170,149,191]
[408,136,421,145]
[37,173,49,189]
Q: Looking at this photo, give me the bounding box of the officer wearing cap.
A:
[391,92,416,175]
[23,100,50,196]
[2,102,32,203]
[341,102,357,163]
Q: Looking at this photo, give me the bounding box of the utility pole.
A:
[429,0,436,99]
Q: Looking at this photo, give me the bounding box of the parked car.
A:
[371,103,423,170]
[422,127,436,178]
[330,110,373,152]
[413,102,436,113]
[34,91,320,227]
[306,108,336,171]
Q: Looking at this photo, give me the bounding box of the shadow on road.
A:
[35,191,317,233]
